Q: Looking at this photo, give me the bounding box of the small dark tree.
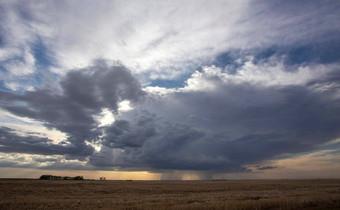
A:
[74,176,83,180]
[39,175,52,180]
[100,177,106,181]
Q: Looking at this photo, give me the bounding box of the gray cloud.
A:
[0,59,339,173]
[88,67,340,172]
[103,116,156,148]
[0,126,93,157]
[0,60,145,158]
[257,166,278,171]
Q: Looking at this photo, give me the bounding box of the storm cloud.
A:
[1,56,340,173]
[0,60,145,159]
[87,65,340,172]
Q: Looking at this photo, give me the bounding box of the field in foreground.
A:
[0,179,340,209]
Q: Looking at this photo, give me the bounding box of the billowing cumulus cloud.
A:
[87,61,340,172]
[2,57,338,174]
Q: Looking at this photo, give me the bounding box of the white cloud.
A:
[118,100,133,113]
[143,86,176,96]
[181,61,338,92]
[143,58,338,96]
[0,48,35,79]
[1,0,337,87]
[95,108,115,127]
[3,60,33,76]
[0,47,21,62]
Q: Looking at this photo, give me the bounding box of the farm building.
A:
[39,175,83,180]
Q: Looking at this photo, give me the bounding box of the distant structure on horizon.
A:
[39,175,83,180]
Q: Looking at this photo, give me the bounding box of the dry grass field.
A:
[0,179,340,209]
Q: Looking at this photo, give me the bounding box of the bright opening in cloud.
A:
[95,108,115,127]
[118,100,133,112]
[85,141,102,152]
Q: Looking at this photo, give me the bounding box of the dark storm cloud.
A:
[257,166,278,171]
[0,60,145,158]
[1,58,339,173]
[88,68,340,172]
[103,116,156,148]
[0,126,92,156]
[0,160,37,168]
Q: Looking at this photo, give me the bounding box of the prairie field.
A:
[0,179,339,209]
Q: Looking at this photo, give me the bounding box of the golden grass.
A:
[0,179,339,209]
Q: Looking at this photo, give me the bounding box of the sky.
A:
[0,0,339,180]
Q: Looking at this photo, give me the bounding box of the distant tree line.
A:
[39,175,83,180]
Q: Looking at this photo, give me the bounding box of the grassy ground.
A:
[0,179,339,209]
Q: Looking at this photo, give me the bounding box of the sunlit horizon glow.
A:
[0,0,339,180]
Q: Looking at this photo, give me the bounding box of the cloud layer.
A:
[1,0,339,90]
[0,0,339,177]
[1,58,339,173]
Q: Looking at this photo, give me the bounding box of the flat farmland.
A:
[0,179,340,209]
